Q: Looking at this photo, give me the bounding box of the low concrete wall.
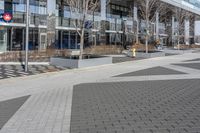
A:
[164,49,196,55]
[50,57,79,68]
[50,56,112,68]
[78,57,112,68]
[127,51,165,58]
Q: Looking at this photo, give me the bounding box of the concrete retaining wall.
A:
[50,56,112,68]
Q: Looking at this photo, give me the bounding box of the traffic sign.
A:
[0,12,12,22]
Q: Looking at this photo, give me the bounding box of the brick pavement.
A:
[0,65,65,80]
[115,66,186,77]
[183,58,200,62]
[0,96,30,129]
[0,87,73,133]
[112,57,145,64]
[173,63,200,70]
[71,79,200,133]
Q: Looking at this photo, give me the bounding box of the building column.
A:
[101,0,106,20]
[133,6,139,44]
[156,12,159,40]
[0,28,7,52]
[184,19,190,45]
[47,0,56,15]
[75,32,78,49]
[0,0,4,10]
[68,31,71,49]
[60,31,63,49]
[47,0,56,47]
[194,21,200,44]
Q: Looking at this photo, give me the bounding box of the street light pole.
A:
[25,0,29,72]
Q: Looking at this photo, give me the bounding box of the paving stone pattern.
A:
[0,65,65,80]
[71,79,200,133]
[173,63,200,70]
[112,57,145,64]
[183,58,200,62]
[0,96,30,129]
[115,66,186,77]
[165,53,179,56]
[192,50,200,53]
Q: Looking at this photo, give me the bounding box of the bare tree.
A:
[66,0,100,59]
[136,0,165,53]
[171,7,195,49]
[175,8,185,49]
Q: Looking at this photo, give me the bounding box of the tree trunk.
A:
[145,37,148,53]
[145,0,149,53]
[79,12,86,60]
[178,24,180,50]
[79,30,85,60]
[178,36,180,50]
[136,20,139,44]
[94,35,97,46]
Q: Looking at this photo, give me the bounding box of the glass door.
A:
[39,33,47,50]
[0,27,7,52]
[12,28,25,51]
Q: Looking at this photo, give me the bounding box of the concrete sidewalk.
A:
[0,53,200,133]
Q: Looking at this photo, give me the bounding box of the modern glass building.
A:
[0,0,47,53]
[0,0,200,53]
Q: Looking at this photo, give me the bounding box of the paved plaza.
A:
[173,63,200,71]
[0,96,30,130]
[72,79,200,133]
[0,57,143,80]
[183,58,200,62]
[0,52,200,133]
[0,65,65,80]
[115,66,186,77]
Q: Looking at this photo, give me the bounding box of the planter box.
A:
[50,56,112,68]
[127,51,165,58]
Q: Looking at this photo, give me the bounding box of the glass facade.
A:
[0,0,48,52]
[0,0,200,53]
[1,0,47,24]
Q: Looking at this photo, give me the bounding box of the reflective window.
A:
[183,0,200,8]
[0,0,4,10]
[109,3,130,18]
[4,0,47,14]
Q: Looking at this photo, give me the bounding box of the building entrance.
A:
[39,33,47,50]
[11,28,25,51]
[58,31,80,49]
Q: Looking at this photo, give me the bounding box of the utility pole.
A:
[25,0,29,72]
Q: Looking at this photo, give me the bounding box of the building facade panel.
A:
[161,0,200,15]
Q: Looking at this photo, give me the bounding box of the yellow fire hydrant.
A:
[132,48,136,57]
